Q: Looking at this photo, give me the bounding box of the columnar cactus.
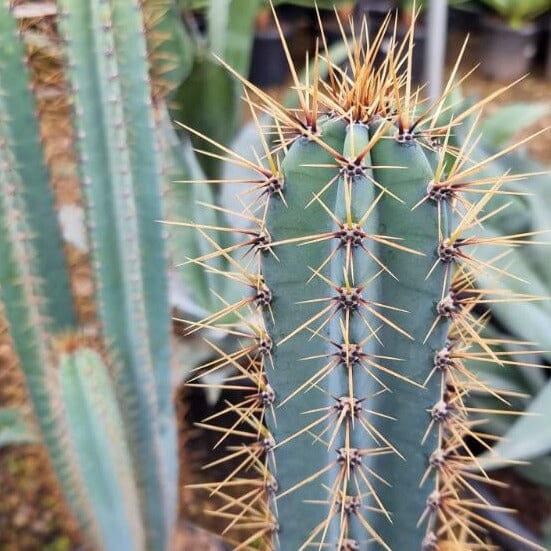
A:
[183,15,547,551]
[56,4,177,546]
[0,2,182,550]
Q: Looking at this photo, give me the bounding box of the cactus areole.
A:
[184,13,546,551]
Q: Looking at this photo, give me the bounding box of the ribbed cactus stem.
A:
[56,1,176,548]
[0,100,97,546]
[186,13,547,551]
[365,123,453,547]
[0,3,76,330]
[58,346,146,551]
[262,117,347,549]
[0,3,180,551]
[259,112,453,548]
[1,57,146,551]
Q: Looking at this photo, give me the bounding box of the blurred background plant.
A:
[476,0,551,29]
[1,1,551,550]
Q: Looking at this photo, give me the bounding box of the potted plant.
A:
[314,2,356,45]
[543,9,551,78]
[447,0,483,32]
[397,0,428,82]
[353,1,427,83]
[249,8,297,87]
[476,0,551,80]
[356,1,427,83]
[354,0,396,36]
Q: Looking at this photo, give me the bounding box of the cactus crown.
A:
[182,10,547,551]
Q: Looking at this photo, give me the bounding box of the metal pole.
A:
[425,0,448,101]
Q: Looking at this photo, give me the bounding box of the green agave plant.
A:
[477,0,551,29]
[179,12,549,551]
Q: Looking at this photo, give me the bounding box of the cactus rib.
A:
[56,2,175,548]
[0,87,99,547]
[0,4,76,331]
[59,345,146,551]
[0,3,180,550]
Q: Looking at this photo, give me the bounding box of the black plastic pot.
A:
[354,0,395,37]
[534,11,549,69]
[276,3,311,24]
[400,24,426,84]
[544,14,551,79]
[353,2,425,83]
[478,16,538,81]
[448,5,481,33]
[312,8,354,47]
[374,23,426,84]
[248,23,296,88]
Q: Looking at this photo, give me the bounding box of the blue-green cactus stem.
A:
[364,124,453,549]
[59,346,146,551]
[0,4,76,331]
[56,2,176,548]
[0,113,95,544]
[261,115,453,549]
[262,118,347,551]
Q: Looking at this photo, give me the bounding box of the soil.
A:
[492,469,551,538]
[0,321,82,551]
[1,17,551,551]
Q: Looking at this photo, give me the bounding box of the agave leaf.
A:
[480,102,551,150]
[219,116,271,230]
[146,0,195,93]
[545,520,551,548]
[472,221,551,366]
[482,378,551,468]
[174,0,259,178]
[206,0,230,57]
[161,107,245,320]
[223,0,262,77]
[526,185,551,283]
[478,0,551,27]
[516,457,551,489]
[173,53,238,178]
[468,350,541,397]
[160,106,224,315]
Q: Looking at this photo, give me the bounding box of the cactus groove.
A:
[186,13,547,551]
